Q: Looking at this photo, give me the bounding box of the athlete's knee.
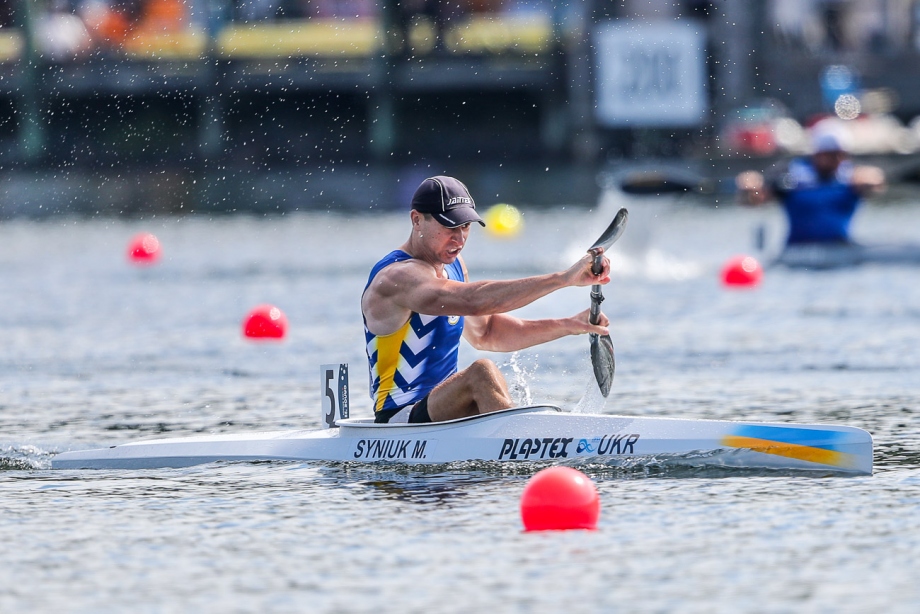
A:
[468,358,503,381]
[466,359,512,410]
[467,359,509,394]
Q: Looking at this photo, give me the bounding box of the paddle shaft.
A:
[589,252,604,326]
[586,218,622,399]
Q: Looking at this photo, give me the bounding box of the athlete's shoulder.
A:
[371,254,437,290]
[372,249,412,269]
[835,159,855,183]
[771,157,817,192]
[368,249,412,281]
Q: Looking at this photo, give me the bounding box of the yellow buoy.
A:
[483,203,523,238]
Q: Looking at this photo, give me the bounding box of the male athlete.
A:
[362,175,611,424]
[736,127,885,246]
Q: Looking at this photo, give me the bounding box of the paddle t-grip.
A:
[591,250,604,276]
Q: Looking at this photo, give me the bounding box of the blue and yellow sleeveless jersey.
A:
[363,250,465,414]
[773,158,861,244]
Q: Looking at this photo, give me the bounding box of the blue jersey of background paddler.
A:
[363,250,465,414]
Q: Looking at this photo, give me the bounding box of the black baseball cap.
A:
[410,176,485,228]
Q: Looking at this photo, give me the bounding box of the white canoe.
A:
[774,242,920,269]
[52,406,873,475]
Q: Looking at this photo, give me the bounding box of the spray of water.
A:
[504,352,534,406]
[561,189,703,281]
[572,377,608,414]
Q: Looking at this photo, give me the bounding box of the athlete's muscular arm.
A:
[851,165,886,196]
[463,308,610,352]
[362,251,610,337]
[735,171,774,205]
[460,257,610,353]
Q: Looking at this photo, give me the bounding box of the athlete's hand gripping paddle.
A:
[587,208,628,397]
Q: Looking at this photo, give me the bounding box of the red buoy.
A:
[127,233,161,265]
[721,255,763,287]
[520,466,600,531]
[243,304,288,340]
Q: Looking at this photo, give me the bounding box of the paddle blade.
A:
[589,208,629,253]
[590,333,615,397]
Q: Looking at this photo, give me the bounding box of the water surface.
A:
[2,200,920,612]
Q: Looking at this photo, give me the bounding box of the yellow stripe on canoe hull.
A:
[721,435,858,470]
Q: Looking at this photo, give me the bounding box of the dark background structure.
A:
[2,0,919,215]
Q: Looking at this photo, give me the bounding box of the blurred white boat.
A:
[774,241,920,269]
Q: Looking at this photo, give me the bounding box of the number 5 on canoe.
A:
[321,363,350,429]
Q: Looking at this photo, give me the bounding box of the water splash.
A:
[572,376,608,413]
[503,352,534,406]
[562,188,704,281]
[1,445,53,470]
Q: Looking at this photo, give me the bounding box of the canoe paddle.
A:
[587,207,628,397]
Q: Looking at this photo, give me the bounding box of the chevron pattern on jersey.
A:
[364,250,466,415]
[368,311,455,412]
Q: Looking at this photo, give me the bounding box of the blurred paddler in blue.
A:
[736,125,886,247]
